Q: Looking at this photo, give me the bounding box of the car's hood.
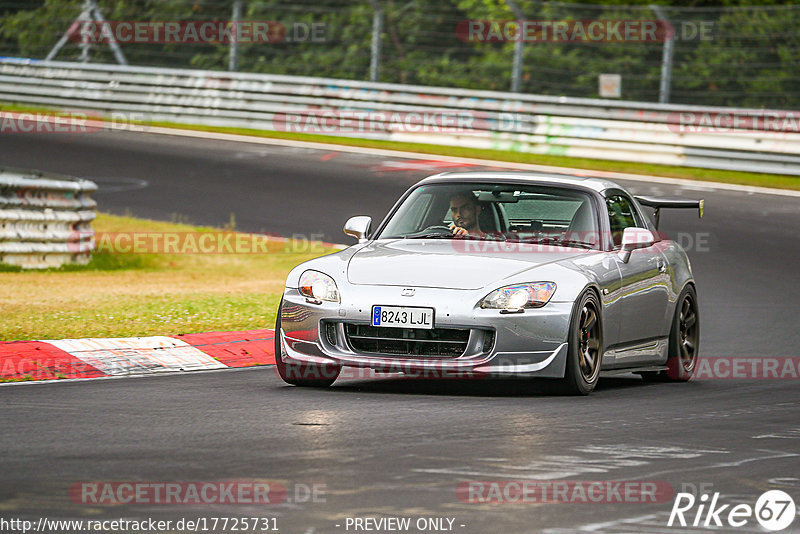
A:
[347,239,589,290]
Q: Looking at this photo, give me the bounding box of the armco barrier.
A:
[0,167,96,268]
[0,57,799,176]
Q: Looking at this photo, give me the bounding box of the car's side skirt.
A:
[602,336,669,369]
[600,365,668,377]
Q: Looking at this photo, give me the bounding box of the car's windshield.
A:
[377,182,600,249]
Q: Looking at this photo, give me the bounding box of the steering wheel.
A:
[405,225,453,238]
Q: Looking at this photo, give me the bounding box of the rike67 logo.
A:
[668,490,796,531]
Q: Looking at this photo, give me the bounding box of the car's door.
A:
[606,192,671,359]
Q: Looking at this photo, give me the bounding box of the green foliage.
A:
[0,0,797,107]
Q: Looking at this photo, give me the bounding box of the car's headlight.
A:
[480,282,556,311]
[299,270,340,302]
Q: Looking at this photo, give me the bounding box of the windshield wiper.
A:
[404,233,492,241]
[404,232,453,239]
[557,239,595,250]
[503,236,594,249]
[504,236,552,245]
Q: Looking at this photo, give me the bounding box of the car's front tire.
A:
[560,290,603,395]
[274,299,340,387]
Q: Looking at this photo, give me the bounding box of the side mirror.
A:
[344,216,372,242]
[618,227,656,262]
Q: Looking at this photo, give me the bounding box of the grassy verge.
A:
[0,213,334,341]
[2,101,798,191]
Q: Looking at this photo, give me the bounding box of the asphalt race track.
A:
[1,130,799,533]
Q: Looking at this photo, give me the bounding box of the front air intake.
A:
[343,323,470,358]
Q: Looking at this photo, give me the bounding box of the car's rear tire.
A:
[274,299,340,387]
[641,285,699,383]
[559,290,603,395]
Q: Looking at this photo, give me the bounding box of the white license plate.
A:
[371,306,434,329]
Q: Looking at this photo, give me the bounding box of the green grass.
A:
[3,101,795,191]
[0,213,334,341]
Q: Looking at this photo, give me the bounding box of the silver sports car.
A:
[275,172,703,395]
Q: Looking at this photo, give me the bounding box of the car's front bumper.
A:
[278,286,573,379]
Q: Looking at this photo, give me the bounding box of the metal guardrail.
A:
[0,57,799,176]
[0,166,96,269]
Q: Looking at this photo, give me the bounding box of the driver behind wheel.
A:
[449,191,486,237]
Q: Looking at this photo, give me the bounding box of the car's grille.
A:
[344,323,470,358]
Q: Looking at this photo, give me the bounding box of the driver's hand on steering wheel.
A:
[449,223,469,236]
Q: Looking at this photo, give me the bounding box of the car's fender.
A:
[284,245,362,288]
[658,240,696,325]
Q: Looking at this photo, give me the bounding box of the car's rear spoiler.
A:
[634,196,704,230]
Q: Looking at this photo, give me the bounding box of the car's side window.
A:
[607,194,643,247]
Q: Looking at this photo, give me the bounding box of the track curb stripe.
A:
[0,329,275,383]
[170,330,275,368]
[0,341,105,381]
